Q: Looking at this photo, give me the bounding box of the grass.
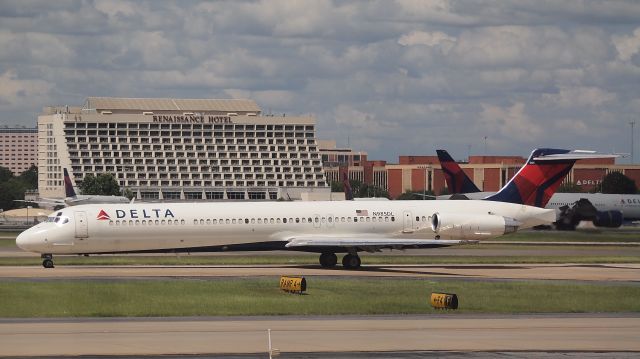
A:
[495,229,640,242]
[1,278,638,318]
[2,254,640,266]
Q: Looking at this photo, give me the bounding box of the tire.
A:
[342,254,361,269]
[42,259,54,268]
[319,253,337,268]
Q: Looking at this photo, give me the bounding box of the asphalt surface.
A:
[1,314,638,356]
[2,263,639,283]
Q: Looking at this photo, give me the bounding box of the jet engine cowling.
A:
[593,210,623,228]
[430,212,521,240]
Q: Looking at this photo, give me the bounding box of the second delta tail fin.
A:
[436,150,481,193]
[63,168,77,198]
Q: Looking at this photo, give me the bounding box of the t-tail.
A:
[63,168,77,198]
[436,150,481,193]
[485,148,607,208]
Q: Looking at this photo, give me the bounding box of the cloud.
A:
[613,27,640,61]
[0,0,639,161]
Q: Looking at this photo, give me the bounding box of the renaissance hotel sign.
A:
[152,115,233,124]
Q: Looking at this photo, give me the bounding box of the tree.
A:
[0,178,27,211]
[18,165,38,189]
[396,191,434,200]
[596,171,637,194]
[0,166,13,183]
[557,182,583,193]
[331,179,389,199]
[79,173,122,196]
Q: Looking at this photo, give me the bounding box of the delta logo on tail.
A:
[436,150,481,193]
[486,149,575,207]
[97,210,111,220]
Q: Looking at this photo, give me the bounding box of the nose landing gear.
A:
[41,254,54,268]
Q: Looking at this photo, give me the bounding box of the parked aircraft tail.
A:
[436,150,481,193]
[63,168,77,198]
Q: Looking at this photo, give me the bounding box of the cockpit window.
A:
[57,212,63,217]
[54,217,60,223]
[62,218,69,224]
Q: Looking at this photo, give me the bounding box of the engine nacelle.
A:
[430,212,521,240]
[593,210,623,228]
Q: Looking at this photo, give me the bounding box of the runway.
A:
[1,314,638,356]
[2,263,639,282]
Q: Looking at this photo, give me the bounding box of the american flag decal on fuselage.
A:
[356,209,368,216]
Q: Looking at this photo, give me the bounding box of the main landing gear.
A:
[41,254,54,268]
[318,252,361,270]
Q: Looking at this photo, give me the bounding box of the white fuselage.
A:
[16,200,555,255]
[440,192,640,221]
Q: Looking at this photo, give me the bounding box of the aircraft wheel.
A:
[342,254,361,270]
[42,259,54,268]
[319,253,337,268]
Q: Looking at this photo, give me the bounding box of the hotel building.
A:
[37,97,329,200]
[0,127,37,175]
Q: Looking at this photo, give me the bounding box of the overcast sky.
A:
[1,0,640,162]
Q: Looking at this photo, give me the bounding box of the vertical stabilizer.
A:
[63,168,77,198]
[485,149,575,207]
[436,150,481,193]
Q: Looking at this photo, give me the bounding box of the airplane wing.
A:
[285,236,477,251]
[14,199,65,205]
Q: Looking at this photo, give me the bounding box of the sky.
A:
[1,0,640,163]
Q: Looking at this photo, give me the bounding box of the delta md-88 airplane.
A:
[17,149,602,269]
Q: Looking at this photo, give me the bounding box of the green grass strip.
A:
[1,278,638,318]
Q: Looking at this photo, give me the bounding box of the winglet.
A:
[436,150,481,193]
[63,168,77,198]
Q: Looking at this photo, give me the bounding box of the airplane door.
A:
[75,211,88,238]
[403,211,413,233]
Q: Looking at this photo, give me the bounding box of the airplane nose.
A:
[16,229,38,252]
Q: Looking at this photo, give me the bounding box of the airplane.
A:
[16,199,555,269]
[436,149,636,228]
[16,169,131,208]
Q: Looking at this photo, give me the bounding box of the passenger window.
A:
[155,220,159,225]
[206,219,211,225]
[391,217,395,222]
[321,217,326,223]
[283,218,287,223]
[109,221,114,226]
[296,218,300,223]
[225,219,230,224]
[327,217,332,223]
[372,217,377,222]
[116,220,120,225]
[194,219,198,225]
[277,218,281,224]
[422,216,427,222]
[245,219,249,224]
[366,217,371,222]
[302,218,306,223]
[270,218,275,224]
[258,218,262,224]
[315,217,320,223]
[181,219,185,225]
[251,218,255,224]
[213,219,217,224]
[200,219,204,225]
[354,217,358,222]
[161,220,165,225]
[136,220,140,225]
[348,217,352,222]
[142,220,146,225]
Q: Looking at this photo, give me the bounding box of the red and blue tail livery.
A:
[436,150,481,193]
[63,168,77,198]
[485,148,577,207]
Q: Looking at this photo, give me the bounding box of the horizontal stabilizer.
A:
[533,151,619,161]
